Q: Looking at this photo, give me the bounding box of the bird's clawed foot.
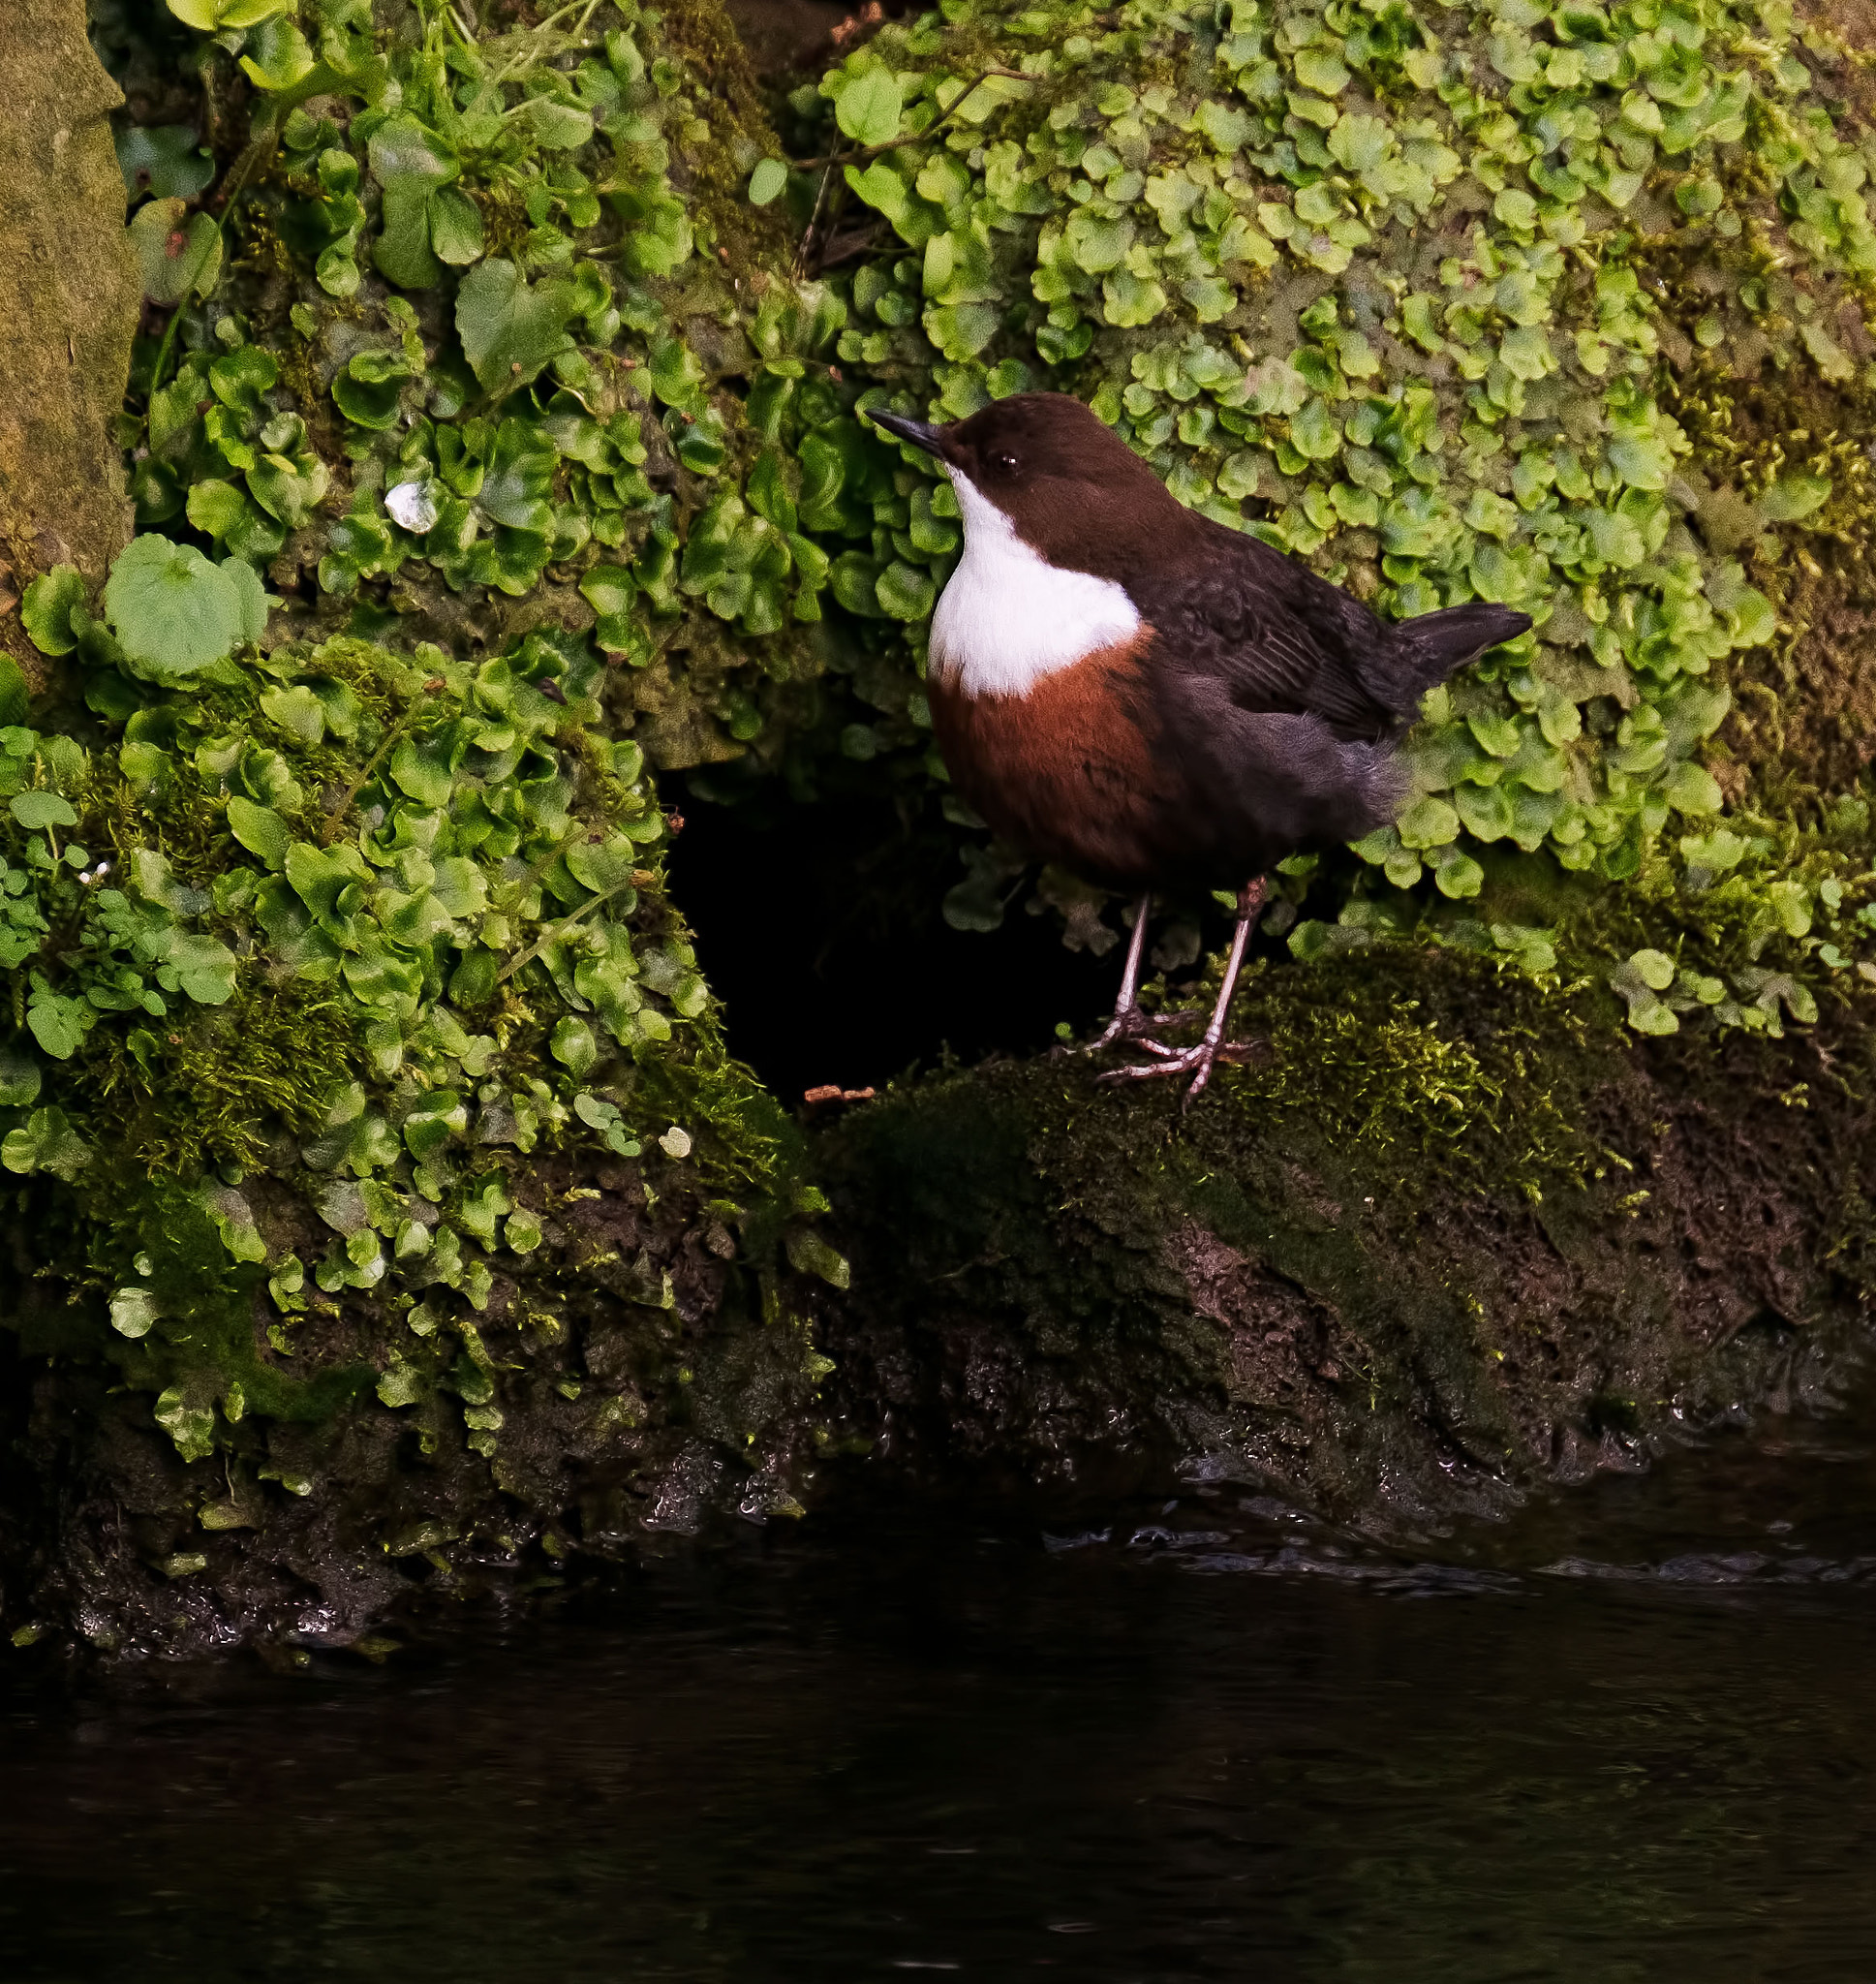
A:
[1095,1032,1257,1102]
[1086,1004,1196,1053]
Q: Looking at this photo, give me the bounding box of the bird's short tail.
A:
[1364,601,1533,716]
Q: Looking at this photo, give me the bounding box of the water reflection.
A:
[2,1398,1874,1981]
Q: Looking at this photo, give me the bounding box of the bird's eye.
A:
[993,451,1019,476]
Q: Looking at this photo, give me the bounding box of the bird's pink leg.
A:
[1088,895,1194,1050]
[1096,878,1266,1103]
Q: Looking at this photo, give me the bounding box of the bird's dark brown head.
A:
[868,392,1181,578]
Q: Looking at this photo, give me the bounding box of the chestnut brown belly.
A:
[927,643,1183,893]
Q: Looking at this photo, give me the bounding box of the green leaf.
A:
[116,125,213,201]
[227,795,291,866]
[10,791,77,831]
[223,557,271,644]
[1063,209,1132,273]
[1398,794,1460,849]
[1,1105,90,1179]
[1629,948,1676,991]
[1288,397,1341,462]
[428,185,485,266]
[284,841,361,918]
[648,335,707,412]
[1293,46,1350,93]
[1680,826,1747,872]
[1760,474,1831,524]
[520,98,594,149]
[376,188,444,290]
[259,684,324,745]
[104,535,246,676]
[876,560,935,620]
[455,260,577,392]
[402,1088,469,1160]
[332,350,412,429]
[551,1016,599,1076]
[21,566,84,656]
[785,1227,850,1289]
[368,113,457,197]
[169,933,238,1004]
[0,1045,41,1108]
[167,0,287,24]
[749,159,788,206]
[128,201,222,305]
[153,1384,216,1463]
[1607,432,1674,490]
[836,69,904,148]
[186,478,248,541]
[389,734,454,809]
[27,995,86,1060]
[580,564,640,651]
[1433,852,1483,898]
[110,1287,160,1340]
[1099,273,1166,329]
[246,449,329,528]
[238,15,314,90]
[1662,760,1722,816]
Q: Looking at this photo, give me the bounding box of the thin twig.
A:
[793,163,837,282]
[497,878,638,983]
[320,712,418,846]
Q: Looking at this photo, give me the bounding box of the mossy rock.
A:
[808,944,1875,1522]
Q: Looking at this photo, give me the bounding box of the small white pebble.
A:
[384,480,440,534]
[659,1126,692,1160]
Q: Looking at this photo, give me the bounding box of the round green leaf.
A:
[1760,474,1831,524]
[836,69,904,148]
[749,159,788,206]
[521,99,594,149]
[21,566,84,656]
[104,535,246,676]
[110,1288,160,1339]
[116,124,213,201]
[129,201,223,305]
[551,1017,599,1077]
[11,791,77,831]
[1293,46,1350,93]
[186,478,248,541]
[1630,948,1676,992]
[456,260,578,392]
[238,16,315,90]
[428,185,486,266]
[876,560,936,620]
[227,795,292,867]
[0,1045,41,1108]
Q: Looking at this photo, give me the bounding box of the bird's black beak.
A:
[868,408,951,460]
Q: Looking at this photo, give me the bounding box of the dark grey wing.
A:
[1129,522,1400,741]
[1127,519,1533,739]
[1171,680,1411,859]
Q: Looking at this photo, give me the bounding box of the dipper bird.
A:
[868,392,1533,1100]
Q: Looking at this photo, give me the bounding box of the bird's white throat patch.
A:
[930,470,1141,698]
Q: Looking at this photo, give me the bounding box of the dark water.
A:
[5,1400,1876,1983]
